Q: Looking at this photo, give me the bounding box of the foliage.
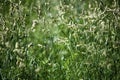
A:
[0,0,120,80]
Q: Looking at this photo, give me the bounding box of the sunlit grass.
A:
[0,0,120,80]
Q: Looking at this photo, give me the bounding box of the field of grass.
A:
[0,0,120,80]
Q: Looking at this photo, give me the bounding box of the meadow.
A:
[0,0,120,80]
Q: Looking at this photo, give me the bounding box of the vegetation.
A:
[0,0,120,80]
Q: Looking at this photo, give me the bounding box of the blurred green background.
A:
[0,0,120,80]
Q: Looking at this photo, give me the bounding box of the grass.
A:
[0,0,120,80]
